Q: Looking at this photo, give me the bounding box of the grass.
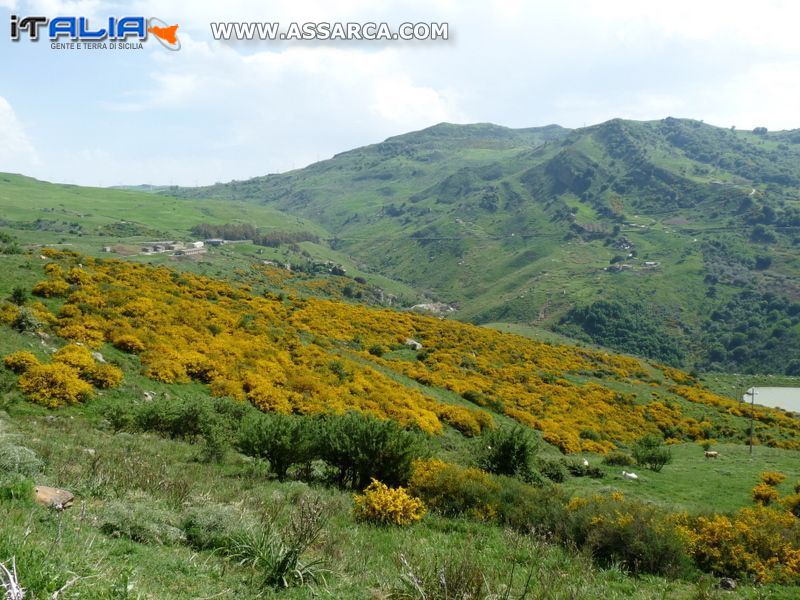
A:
[564,442,800,514]
[3,403,800,599]
[0,173,421,305]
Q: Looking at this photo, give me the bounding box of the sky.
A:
[1,0,799,187]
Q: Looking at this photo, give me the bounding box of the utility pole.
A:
[747,387,758,455]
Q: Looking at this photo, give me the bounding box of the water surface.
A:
[742,387,800,412]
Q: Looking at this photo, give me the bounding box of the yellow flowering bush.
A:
[3,351,40,374]
[782,494,800,518]
[111,333,146,353]
[56,322,105,348]
[12,253,800,454]
[352,479,426,526]
[0,303,20,325]
[86,363,124,389]
[53,344,95,375]
[687,506,800,583]
[753,482,779,506]
[31,278,70,298]
[18,363,94,407]
[761,471,788,486]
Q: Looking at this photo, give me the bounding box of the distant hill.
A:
[167,118,800,374]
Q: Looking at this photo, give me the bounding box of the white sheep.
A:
[621,470,639,481]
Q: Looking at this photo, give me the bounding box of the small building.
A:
[190,241,204,249]
[174,247,207,257]
[205,239,226,246]
[141,241,175,254]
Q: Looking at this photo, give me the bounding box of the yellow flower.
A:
[353,479,426,526]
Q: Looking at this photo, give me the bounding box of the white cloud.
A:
[0,96,39,174]
[3,0,800,185]
[370,75,461,126]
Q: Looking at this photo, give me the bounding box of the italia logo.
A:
[10,15,181,50]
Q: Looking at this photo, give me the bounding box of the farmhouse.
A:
[141,241,175,254]
[173,246,207,257]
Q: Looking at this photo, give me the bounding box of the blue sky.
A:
[1,0,799,186]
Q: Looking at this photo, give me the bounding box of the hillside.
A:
[169,118,800,374]
[0,172,424,305]
[3,249,800,596]
[5,248,800,452]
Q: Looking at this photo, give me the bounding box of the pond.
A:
[742,387,800,413]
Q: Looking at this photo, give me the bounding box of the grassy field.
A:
[3,403,799,599]
[0,173,422,304]
[564,442,800,514]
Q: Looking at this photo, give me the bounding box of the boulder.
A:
[404,338,423,351]
[34,485,74,510]
[719,577,737,591]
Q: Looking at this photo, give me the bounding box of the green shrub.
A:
[563,458,604,479]
[368,344,386,357]
[535,456,568,483]
[108,395,254,462]
[12,307,43,333]
[238,412,318,480]
[318,412,425,489]
[0,439,43,477]
[182,504,249,551]
[9,287,28,306]
[632,435,673,472]
[602,450,635,467]
[134,396,215,439]
[495,477,569,535]
[562,494,691,577]
[579,429,601,441]
[477,426,537,481]
[103,400,136,432]
[408,459,499,520]
[99,500,185,545]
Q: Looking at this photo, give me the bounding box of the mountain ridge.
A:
[164,117,800,373]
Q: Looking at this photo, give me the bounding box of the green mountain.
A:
[168,118,800,374]
[3,125,800,598]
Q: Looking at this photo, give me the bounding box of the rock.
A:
[84,448,96,456]
[143,391,156,401]
[34,485,74,510]
[404,338,423,351]
[719,578,737,591]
